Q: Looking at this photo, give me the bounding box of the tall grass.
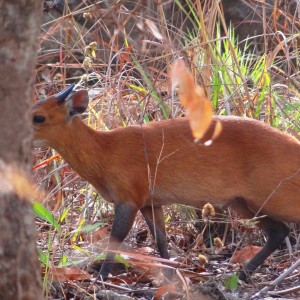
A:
[175,0,300,130]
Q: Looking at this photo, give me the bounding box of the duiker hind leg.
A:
[141,205,173,278]
[230,198,289,281]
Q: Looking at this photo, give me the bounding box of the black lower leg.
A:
[140,206,169,259]
[99,201,138,280]
[239,219,289,281]
[141,206,173,279]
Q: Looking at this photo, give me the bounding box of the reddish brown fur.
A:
[33,90,300,280]
[34,98,300,219]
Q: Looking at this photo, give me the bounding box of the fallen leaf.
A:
[154,284,177,300]
[145,19,164,40]
[170,58,222,143]
[230,245,263,264]
[46,267,90,281]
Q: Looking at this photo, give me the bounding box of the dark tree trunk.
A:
[0,1,43,299]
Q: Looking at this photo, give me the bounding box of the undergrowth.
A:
[34,1,300,299]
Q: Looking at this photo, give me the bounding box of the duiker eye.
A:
[33,115,46,124]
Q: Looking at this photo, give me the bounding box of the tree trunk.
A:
[0,1,43,299]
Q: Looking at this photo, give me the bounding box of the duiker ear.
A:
[67,90,89,116]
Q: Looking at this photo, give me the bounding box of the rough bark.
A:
[0,1,43,299]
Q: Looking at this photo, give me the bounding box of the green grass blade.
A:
[33,202,60,231]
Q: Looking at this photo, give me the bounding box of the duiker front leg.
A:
[99,202,138,280]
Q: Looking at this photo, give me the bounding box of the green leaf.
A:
[38,250,49,267]
[70,244,92,256]
[59,207,70,223]
[60,258,89,267]
[114,254,130,267]
[59,255,67,266]
[33,202,60,231]
[224,274,239,292]
[70,222,103,234]
[165,214,171,223]
[93,253,107,262]
[92,253,130,268]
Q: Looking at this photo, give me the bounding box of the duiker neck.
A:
[52,116,109,186]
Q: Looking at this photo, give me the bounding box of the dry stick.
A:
[268,284,300,297]
[221,215,230,247]
[262,0,268,55]
[94,278,133,291]
[147,129,178,251]
[94,246,187,268]
[176,269,190,300]
[251,258,300,299]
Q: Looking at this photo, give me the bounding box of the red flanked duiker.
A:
[33,85,300,281]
